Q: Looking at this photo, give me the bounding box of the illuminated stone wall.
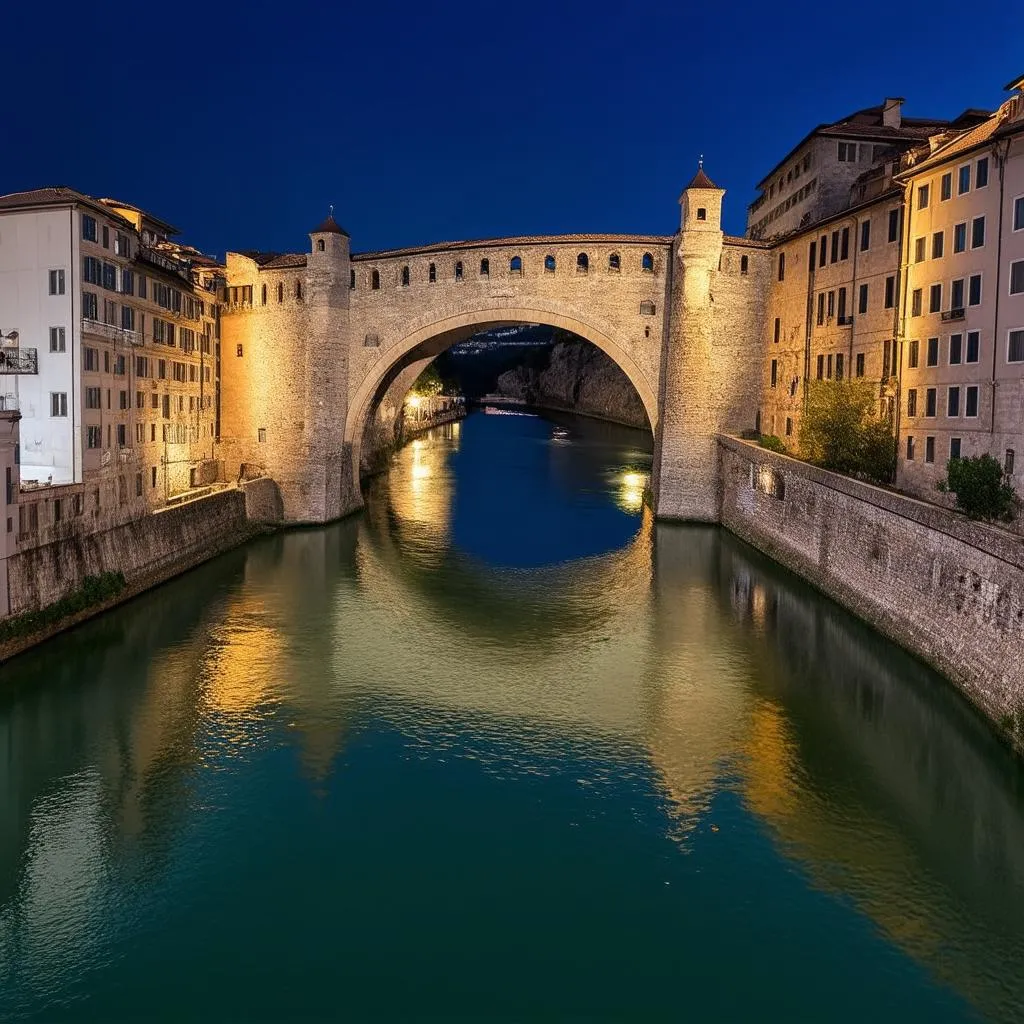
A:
[719,435,1024,749]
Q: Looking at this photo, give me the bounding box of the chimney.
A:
[882,97,904,129]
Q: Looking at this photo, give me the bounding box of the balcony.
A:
[82,318,144,346]
[0,395,19,411]
[941,308,966,322]
[0,348,38,374]
[136,244,193,285]
[837,315,854,327]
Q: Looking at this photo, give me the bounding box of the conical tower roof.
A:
[312,212,349,236]
[686,161,719,190]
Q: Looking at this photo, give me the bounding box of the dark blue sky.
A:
[4,0,1020,257]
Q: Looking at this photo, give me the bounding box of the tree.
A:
[410,363,445,397]
[798,379,896,484]
[938,454,1018,522]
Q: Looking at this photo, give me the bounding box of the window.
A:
[855,352,865,377]
[82,291,98,320]
[641,252,654,272]
[838,141,857,161]
[429,262,437,282]
[883,340,892,379]
[87,425,101,449]
[577,253,589,273]
[1008,329,1024,363]
[1010,260,1024,295]
[639,301,656,316]
[958,165,971,195]
[152,466,157,488]
[740,255,748,275]
[907,388,917,416]
[480,258,489,277]
[261,283,267,305]
[925,388,937,417]
[967,331,980,363]
[908,339,920,368]
[258,428,267,443]
[770,359,778,388]
[840,228,849,260]
[1016,196,1024,232]
[121,306,135,331]
[117,424,126,447]
[83,346,98,371]
[968,274,982,306]
[454,261,463,281]
[138,274,147,299]
[48,269,65,295]
[858,283,868,315]
[102,226,109,248]
[85,386,101,409]
[401,265,410,286]
[950,437,962,460]
[949,333,963,364]
[887,208,901,243]
[925,436,935,464]
[696,208,706,221]
[916,184,930,210]
[835,353,844,380]
[508,257,520,275]
[50,392,67,417]
[951,278,965,310]
[827,354,834,379]
[786,417,793,437]
[808,241,817,271]
[317,239,325,252]
[953,222,967,253]
[350,269,356,289]
[608,253,620,271]
[816,353,824,379]
[940,173,952,201]
[948,386,961,417]
[773,317,781,344]
[976,157,989,189]
[914,237,926,263]
[884,276,895,309]
[277,282,284,303]
[837,287,847,321]
[830,232,839,264]
[816,293,825,325]
[827,290,835,317]
[932,231,944,259]
[929,284,942,314]
[820,234,827,264]
[371,270,380,290]
[236,345,243,358]
[971,216,985,249]
[965,385,979,417]
[926,336,939,366]
[911,289,922,317]
[544,254,556,273]
[1006,449,1016,475]
[860,220,870,251]
[906,435,915,460]
[49,326,65,352]
[82,214,97,241]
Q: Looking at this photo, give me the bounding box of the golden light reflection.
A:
[617,469,648,512]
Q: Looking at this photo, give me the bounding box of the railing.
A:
[941,308,966,322]
[136,244,192,285]
[837,315,854,327]
[0,395,19,411]
[0,348,38,374]
[81,318,143,346]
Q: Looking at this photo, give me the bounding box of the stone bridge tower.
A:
[653,164,766,520]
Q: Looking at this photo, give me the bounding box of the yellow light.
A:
[412,464,431,480]
[407,395,422,409]
[623,472,643,488]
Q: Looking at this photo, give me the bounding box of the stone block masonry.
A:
[718,435,1024,751]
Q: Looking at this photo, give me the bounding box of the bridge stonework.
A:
[218,177,771,524]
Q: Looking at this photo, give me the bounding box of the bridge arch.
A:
[345,304,660,476]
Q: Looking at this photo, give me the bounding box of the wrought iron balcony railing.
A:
[941,308,966,322]
[82,318,143,346]
[0,348,38,374]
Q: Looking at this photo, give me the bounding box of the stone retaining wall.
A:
[718,435,1024,750]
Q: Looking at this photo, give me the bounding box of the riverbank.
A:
[719,435,1024,755]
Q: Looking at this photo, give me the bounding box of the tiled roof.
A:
[686,165,719,189]
[351,233,673,261]
[237,251,308,269]
[313,214,348,236]
[0,186,134,228]
[895,108,1022,178]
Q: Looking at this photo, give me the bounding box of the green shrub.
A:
[0,571,126,643]
[758,434,788,454]
[799,380,896,484]
[938,454,1018,522]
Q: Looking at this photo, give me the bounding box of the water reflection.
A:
[0,413,1022,1020]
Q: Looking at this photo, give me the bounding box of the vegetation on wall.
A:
[798,380,896,485]
[938,454,1019,523]
[758,434,788,454]
[0,571,126,644]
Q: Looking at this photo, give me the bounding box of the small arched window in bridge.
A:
[480,258,489,277]
[510,256,522,274]
[576,253,589,273]
[401,266,410,287]
[455,260,463,281]
[544,254,556,273]
[428,263,437,283]
[641,252,654,272]
[608,253,620,271]
[316,239,325,251]
[371,269,380,290]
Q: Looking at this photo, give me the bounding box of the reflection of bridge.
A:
[218,169,771,523]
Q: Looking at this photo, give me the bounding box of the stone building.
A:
[0,187,223,551]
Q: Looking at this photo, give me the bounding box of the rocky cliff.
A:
[494,340,649,429]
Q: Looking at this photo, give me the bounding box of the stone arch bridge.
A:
[219,172,771,523]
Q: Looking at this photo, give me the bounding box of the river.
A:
[1,409,1024,1021]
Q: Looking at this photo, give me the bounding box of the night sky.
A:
[4,0,1020,257]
